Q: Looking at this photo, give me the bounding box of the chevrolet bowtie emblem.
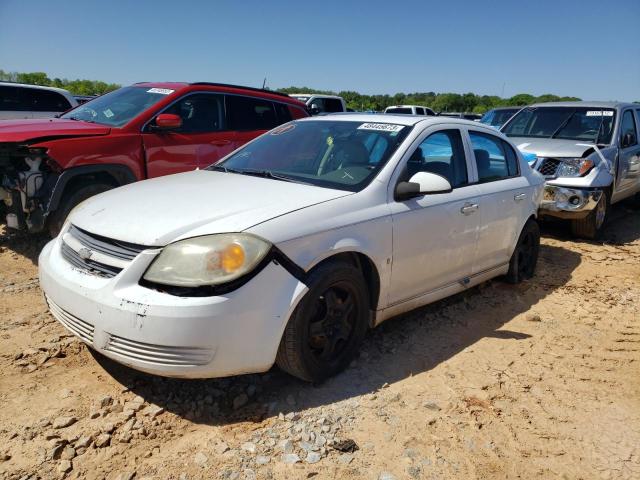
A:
[77,247,93,260]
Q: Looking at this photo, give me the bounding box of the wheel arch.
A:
[46,164,137,213]
[306,249,381,313]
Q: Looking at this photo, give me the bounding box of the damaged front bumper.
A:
[539,185,602,219]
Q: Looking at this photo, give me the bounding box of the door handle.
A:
[460,203,479,215]
[210,140,231,146]
[514,193,527,202]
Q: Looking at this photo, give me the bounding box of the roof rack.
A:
[190,82,292,98]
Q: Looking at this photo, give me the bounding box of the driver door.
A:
[143,92,236,178]
[388,128,481,305]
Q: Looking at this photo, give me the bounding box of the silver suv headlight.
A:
[556,158,595,177]
[143,233,271,287]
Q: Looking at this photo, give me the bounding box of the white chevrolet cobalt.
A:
[39,115,544,382]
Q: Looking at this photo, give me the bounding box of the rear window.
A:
[226,95,279,131]
[386,107,413,114]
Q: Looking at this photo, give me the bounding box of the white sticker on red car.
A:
[147,88,174,95]
[103,109,114,118]
[357,123,405,133]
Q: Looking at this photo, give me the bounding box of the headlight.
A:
[556,158,595,177]
[143,233,271,287]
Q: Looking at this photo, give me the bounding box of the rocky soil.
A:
[0,204,639,480]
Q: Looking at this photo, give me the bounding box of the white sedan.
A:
[39,114,544,382]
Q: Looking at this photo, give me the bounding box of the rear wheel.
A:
[505,219,540,284]
[276,261,369,382]
[47,183,114,237]
[570,190,609,239]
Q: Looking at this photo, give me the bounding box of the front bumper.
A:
[539,185,602,220]
[38,237,308,379]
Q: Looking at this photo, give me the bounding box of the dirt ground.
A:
[0,205,639,480]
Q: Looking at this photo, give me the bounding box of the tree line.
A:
[0,70,119,96]
[277,86,582,113]
[0,70,608,112]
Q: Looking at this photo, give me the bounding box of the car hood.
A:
[69,170,352,246]
[0,118,111,143]
[509,137,596,158]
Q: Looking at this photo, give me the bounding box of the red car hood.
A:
[0,118,111,143]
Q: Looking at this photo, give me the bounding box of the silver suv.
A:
[502,102,640,238]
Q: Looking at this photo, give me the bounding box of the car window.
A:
[386,107,412,114]
[416,107,424,115]
[164,93,224,133]
[0,85,27,111]
[309,98,325,112]
[469,131,517,182]
[227,95,279,131]
[273,102,292,123]
[407,130,468,188]
[214,120,411,192]
[323,98,344,113]
[620,110,638,147]
[24,88,72,112]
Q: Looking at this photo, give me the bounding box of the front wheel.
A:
[276,261,369,382]
[47,183,114,237]
[505,219,540,284]
[570,190,609,239]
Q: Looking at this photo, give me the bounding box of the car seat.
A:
[474,149,491,180]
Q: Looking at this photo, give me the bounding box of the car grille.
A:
[537,158,562,178]
[45,294,94,344]
[60,225,148,278]
[104,334,213,367]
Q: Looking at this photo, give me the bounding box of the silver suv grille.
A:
[60,225,148,278]
[537,158,562,178]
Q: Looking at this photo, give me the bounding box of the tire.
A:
[570,190,609,240]
[276,260,369,382]
[47,183,114,237]
[505,218,540,284]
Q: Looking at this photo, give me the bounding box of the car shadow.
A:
[0,224,49,265]
[91,241,581,427]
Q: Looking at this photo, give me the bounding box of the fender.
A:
[46,164,138,213]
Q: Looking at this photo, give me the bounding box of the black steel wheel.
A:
[505,219,540,284]
[276,260,369,382]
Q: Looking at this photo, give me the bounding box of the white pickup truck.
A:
[502,101,640,238]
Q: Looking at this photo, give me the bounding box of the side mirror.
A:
[394,171,452,201]
[309,104,321,115]
[154,113,182,130]
[622,132,636,148]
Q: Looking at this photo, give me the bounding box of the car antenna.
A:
[262,77,267,90]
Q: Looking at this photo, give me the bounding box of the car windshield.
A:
[386,107,413,114]
[61,86,173,127]
[480,109,518,127]
[502,107,616,143]
[209,120,411,192]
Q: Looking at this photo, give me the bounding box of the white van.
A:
[289,93,347,115]
[0,82,78,120]
[384,105,436,116]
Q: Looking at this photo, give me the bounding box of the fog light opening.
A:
[569,195,581,206]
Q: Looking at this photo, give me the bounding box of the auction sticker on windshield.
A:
[586,111,614,116]
[358,123,405,133]
[147,88,174,95]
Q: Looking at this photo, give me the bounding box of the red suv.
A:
[0,82,308,236]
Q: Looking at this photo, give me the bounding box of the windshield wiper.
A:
[238,169,300,183]
[209,165,245,174]
[67,116,95,124]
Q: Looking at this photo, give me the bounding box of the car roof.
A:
[289,93,343,100]
[295,113,495,129]
[529,101,636,109]
[0,81,73,95]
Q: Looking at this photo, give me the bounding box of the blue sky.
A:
[1,0,638,100]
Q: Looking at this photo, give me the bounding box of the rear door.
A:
[388,128,481,305]
[615,109,640,198]
[465,129,530,273]
[227,95,287,150]
[143,92,236,177]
